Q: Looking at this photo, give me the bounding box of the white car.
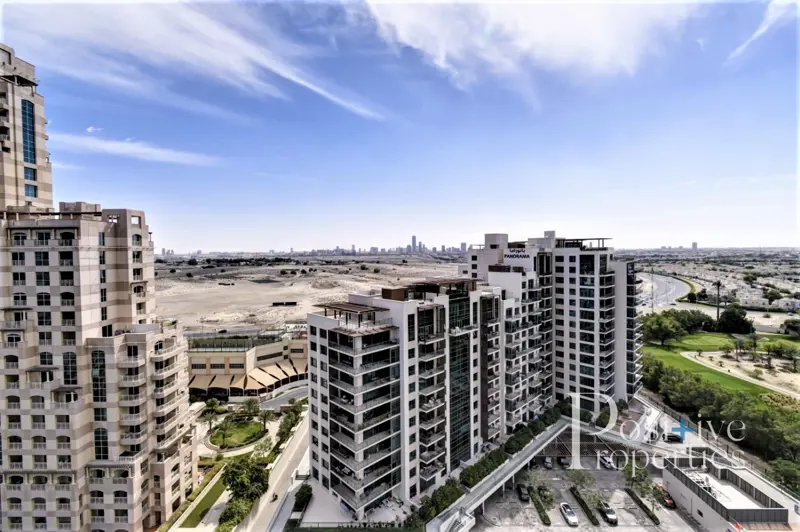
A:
[560,503,579,527]
[600,455,615,469]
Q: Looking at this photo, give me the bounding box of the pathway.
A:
[245,416,309,532]
[680,351,800,399]
[261,386,307,410]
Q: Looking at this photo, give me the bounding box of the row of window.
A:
[10,250,76,266]
[190,363,245,369]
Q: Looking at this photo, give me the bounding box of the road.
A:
[261,386,307,410]
[637,273,691,313]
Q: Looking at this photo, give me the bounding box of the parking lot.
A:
[472,455,699,532]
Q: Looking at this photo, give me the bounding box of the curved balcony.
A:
[120,431,147,445]
[119,394,147,407]
[151,364,181,380]
[120,374,146,387]
[120,413,147,425]
[118,356,145,369]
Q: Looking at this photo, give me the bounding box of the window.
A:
[37,312,51,326]
[39,352,53,365]
[91,351,107,403]
[310,341,317,352]
[409,383,415,393]
[100,270,106,284]
[102,324,112,337]
[191,363,206,370]
[22,100,36,163]
[63,352,77,385]
[310,326,317,335]
[210,363,225,369]
[25,184,38,198]
[101,307,108,321]
[409,399,416,410]
[39,331,52,345]
[408,314,416,342]
[37,293,50,306]
[132,234,142,246]
[98,232,105,246]
[94,429,109,460]
[408,348,415,359]
[36,272,50,286]
[320,329,327,339]
[100,289,107,303]
[35,252,49,266]
[99,251,106,265]
[24,167,37,181]
[94,408,107,422]
[408,365,416,376]
[12,272,25,286]
[11,251,24,265]
[229,363,245,369]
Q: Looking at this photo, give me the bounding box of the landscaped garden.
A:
[210,420,264,448]
[203,398,276,450]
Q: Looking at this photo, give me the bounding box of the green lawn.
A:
[181,478,226,527]
[210,421,264,448]
[664,332,737,352]
[644,344,772,397]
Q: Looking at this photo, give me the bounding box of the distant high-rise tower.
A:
[0,43,53,210]
[161,247,166,255]
[412,235,417,252]
[461,242,467,252]
[692,242,698,251]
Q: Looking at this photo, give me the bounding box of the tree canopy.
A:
[717,305,754,334]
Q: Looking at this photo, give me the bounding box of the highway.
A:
[637,273,692,313]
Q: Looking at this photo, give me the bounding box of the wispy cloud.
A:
[352,1,701,100]
[50,162,83,170]
[49,132,220,166]
[696,38,706,51]
[727,0,797,62]
[5,1,383,121]
[85,126,103,133]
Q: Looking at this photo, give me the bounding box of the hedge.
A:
[569,487,599,526]
[528,486,551,526]
[157,462,225,532]
[460,449,508,487]
[626,488,660,525]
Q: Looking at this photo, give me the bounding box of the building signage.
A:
[504,253,530,259]
[503,251,534,271]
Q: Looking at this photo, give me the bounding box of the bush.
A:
[569,487,600,526]
[504,426,534,455]
[360,264,368,270]
[157,462,224,532]
[169,269,176,274]
[460,449,508,487]
[528,486,551,526]
[595,410,611,429]
[186,272,194,278]
[218,497,253,524]
[579,409,593,423]
[626,488,660,525]
[294,484,312,511]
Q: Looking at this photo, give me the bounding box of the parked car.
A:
[560,503,579,527]
[531,457,539,469]
[544,456,553,469]
[600,455,615,470]
[516,484,530,502]
[655,484,676,508]
[597,501,618,525]
[664,433,683,443]
[558,457,570,468]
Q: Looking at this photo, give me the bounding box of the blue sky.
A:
[3,1,797,252]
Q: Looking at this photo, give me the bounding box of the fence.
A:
[294,525,421,532]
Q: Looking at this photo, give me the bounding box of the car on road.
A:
[544,456,553,469]
[597,501,618,525]
[530,457,539,469]
[560,503,579,527]
[558,457,570,468]
[655,484,676,508]
[664,433,683,443]
[516,484,530,502]
[600,455,615,469]
[670,302,677,306]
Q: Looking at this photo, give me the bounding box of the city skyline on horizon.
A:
[2,1,797,251]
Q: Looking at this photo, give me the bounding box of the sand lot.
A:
[155,259,457,331]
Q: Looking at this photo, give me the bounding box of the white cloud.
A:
[696,38,706,51]
[356,1,701,92]
[727,0,797,61]
[4,1,383,120]
[85,126,103,133]
[49,132,220,166]
[50,162,82,170]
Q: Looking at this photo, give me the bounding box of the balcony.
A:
[121,374,146,386]
[420,462,446,481]
[155,415,181,434]
[331,393,397,414]
[419,429,446,446]
[155,379,181,397]
[118,356,145,368]
[418,349,446,362]
[120,394,147,407]
[329,339,398,357]
[154,396,180,414]
[417,328,445,344]
[121,431,147,444]
[419,446,445,464]
[121,412,147,425]
[60,279,74,287]
[59,260,74,266]
[331,427,395,452]
[331,445,396,472]
[418,382,445,397]
[419,397,445,413]
[152,344,184,361]
[2,341,24,350]
[151,363,181,379]
[329,359,398,376]
[419,416,445,431]
[419,365,446,379]
[330,375,399,395]
[334,464,396,492]
[0,321,25,330]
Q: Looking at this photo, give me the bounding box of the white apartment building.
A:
[306,273,557,519]
[469,232,643,411]
[0,44,196,532]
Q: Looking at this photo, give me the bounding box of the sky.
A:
[2,0,798,252]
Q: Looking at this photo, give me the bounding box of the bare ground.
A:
[155,259,457,331]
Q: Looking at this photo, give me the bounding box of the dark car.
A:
[516,484,530,502]
[558,457,570,468]
[655,484,676,508]
[597,501,618,525]
[544,456,553,469]
[664,433,683,443]
[531,457,539,469]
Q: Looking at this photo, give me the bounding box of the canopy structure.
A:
[189,357,307,398]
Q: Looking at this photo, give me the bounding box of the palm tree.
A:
[258,410,276,433]
[242,398,260,419]
[218,416,233,448]
[748,332,759,361]
[713,280,722,321]
[205,410,218,434]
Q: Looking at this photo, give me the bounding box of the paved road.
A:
[261,386,307,410]
[638,274,691,313]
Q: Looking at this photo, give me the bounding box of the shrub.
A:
[218,497,253,524]
[373,268,380,273]
[579,409,593,423]
[169,269,176,273]
[569,487,600,525]
[186,272,193,278]
[460,449,508,487]
[157,462,224,532]
[528,486,551,526]
[294,484,312,511]
[360,264,368,270]
[504,426,534,455]
[626,488,660,525]
[595,410,611,429]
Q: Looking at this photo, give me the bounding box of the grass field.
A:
[210,420,264,448]
[664,332,736,352]
[181,478,226,527]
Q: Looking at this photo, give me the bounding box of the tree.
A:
[721,342,734,358]
[621,460,649,490]
[205,410,218,434]
[188,258,198,266]
[252,439,271,460]
[769,460,800,493]
[595,411,612,429]
[566,469,594,492]
[217,416,233,448]
[258,410,276,433]
[783,319,800,337]
[221,455,270,500]
[766,289,783,304]
[186,272,193,278]
[206,398,220,412]
[294,483,312,508]
[169,269,176,274]
[641,480,661,511]
[616,399,629,413]
[241,398,260,419]
[642,314,684,346]
[717,305,754,334]
[748,332,759,358]
[687,292,697,303]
